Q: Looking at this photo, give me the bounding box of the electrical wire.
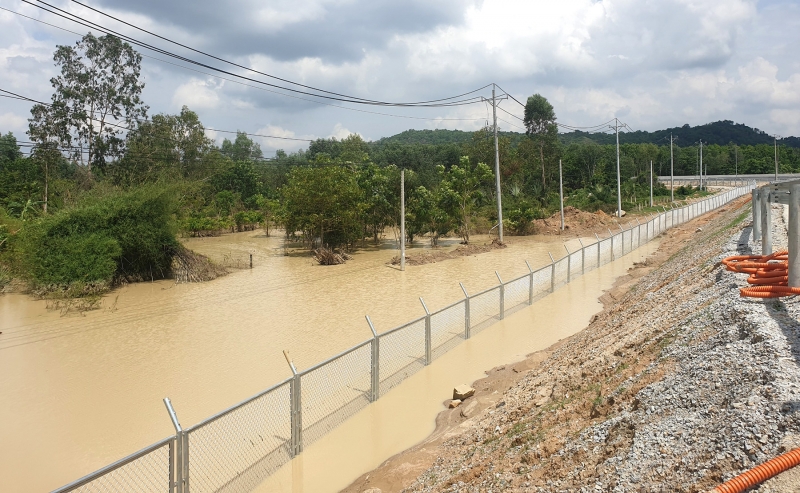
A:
[0,6,489,122]
[20,0,487,108]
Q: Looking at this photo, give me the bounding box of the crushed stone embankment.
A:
[344,198,800,493]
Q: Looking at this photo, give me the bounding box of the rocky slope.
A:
[346,198,800,492]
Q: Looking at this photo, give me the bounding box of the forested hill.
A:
[378,121,800,148]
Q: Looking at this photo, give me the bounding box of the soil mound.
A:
[171,246,228,283]
[533,206,618,236]
[390,239,507,266]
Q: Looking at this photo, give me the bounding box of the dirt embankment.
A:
[390,240,507,266]
[343,197,800,493]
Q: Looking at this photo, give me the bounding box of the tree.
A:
[28,106,69,213]
[220,131,263,162]
[438,156,493,244]
[281,165,364,249]
[39,33,148,175]
[118,106,213,184]
[523,94,558,189]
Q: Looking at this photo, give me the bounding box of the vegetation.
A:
[1,32,798,296]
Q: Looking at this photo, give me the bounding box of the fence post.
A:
[283,351,302,457]
[564,245,571,283]
[548,252,555,293]
[752,188,761,239]
[460,283,471,339]
[164,398,184,493]
[496,271,505,319]
[608,229,615,261]
[525,260,534,304]
[762,190,773,255]
[365,316,380,402]
[595,234,601,268]
[420,298,432,365]
[635,219,641,249]
[578,239,585,275]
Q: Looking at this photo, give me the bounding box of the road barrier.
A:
[53,183,755,493]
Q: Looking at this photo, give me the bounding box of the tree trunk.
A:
[540,144,546,189]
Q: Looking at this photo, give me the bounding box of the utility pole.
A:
[559,159,564,230]
[485,84,507,243]
[775,136,779,181]
[400,169,405,271]
[699,140,704,190]
[650,160,653,207]
[734,144,738,178]
[615,118,622,217]
[669,133,675,202]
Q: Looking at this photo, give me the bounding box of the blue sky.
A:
[1,0,799,155]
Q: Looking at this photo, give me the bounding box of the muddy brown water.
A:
[0,232,648,492]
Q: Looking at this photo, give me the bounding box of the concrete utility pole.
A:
[700,141,705,190]
[400,169,405,271]
[559,159,564,230]
[650,160,653,207]
[734,144,738,178]
[670,133,675,202]
[775,136,779,181]
[490,84,505,243]
[615,118,622,217]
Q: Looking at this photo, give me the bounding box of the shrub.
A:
[18,187,179,293]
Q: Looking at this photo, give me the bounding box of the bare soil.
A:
[342,197,788,493]
[390,239,507,266]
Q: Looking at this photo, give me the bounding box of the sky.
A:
[0,0,799,156]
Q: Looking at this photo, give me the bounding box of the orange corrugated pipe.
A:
[712,447,800,492]
[722,250,800,298]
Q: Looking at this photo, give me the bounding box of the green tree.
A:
[438,156,493,244]
[523,94,558,189]
[220,131,263,162]
[281,165,363,249]
[34,33,148,175]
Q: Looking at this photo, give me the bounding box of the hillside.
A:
[377,121,800,148]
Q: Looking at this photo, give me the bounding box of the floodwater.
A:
[0,231,647,493]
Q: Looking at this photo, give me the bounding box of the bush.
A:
[18,187,179,293]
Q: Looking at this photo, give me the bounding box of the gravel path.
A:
[397,201,800,492]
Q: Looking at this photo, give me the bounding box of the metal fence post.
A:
[164,398,184,493]
[525,260,534,304]
[564,245,571,283]
[608,229,615,261]
[762,190,772,255]
[283,351,302,457]
[752,189,761,239]
[789,184,800,287]
[548,252,555,292]
[578,239,585,275]
[365,316,380,402]
[420,298,432,365]
[595,233,601,268]
[496,271,505,319]
[460,283,471,339]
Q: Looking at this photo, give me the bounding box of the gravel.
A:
[400,202,800,493]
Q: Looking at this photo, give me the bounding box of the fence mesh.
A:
[56,439,172,493]
[469,287,500,334]
[300,343,371,447]
[531,266,551,302]
[569,250,582,279]
[504,275,530,313]
[553,257,569,289]
[378,318,426,396]
[430,301,465,361]
[186,381,291,493]
[51,187,753,493]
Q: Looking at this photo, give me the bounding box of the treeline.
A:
[0,32,790,294]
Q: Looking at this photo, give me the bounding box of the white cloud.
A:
[172,78,221,110]
[254,124,315,153]
[329,123,357,140]
[0,112,27,133]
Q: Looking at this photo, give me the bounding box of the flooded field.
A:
[1,231,632,492]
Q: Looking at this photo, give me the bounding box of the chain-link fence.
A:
[52,184,754,493]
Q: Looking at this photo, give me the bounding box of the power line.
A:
[20,0,487,108]
[1,5,489,123]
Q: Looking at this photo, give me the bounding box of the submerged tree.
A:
[523,94,558,189]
